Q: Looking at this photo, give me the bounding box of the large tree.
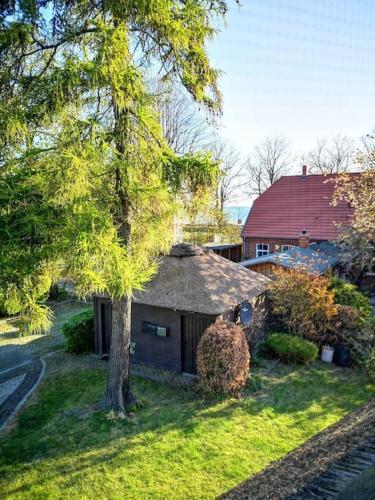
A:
[304,135,354,174]
[0,1,229,413]
[155,83,212,155]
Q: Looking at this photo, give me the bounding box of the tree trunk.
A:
[105,92,134,413]
[105,294,134,412]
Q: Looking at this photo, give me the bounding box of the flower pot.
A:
[321,345,335,363]
[333,344,351,367]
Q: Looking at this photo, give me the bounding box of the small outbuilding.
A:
[94,243,269,374]
[240,241,344,278]
[202,242,243,262]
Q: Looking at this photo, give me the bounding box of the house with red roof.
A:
[242,166,357,259]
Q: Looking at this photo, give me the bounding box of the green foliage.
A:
[48,284,71,301]
[337,320,375,378]
[15,303,54,336]
[0,0,228,333]
[197,320,250,397]
[329,277,371,323]
[266,332,318,364]
[63,309,94,354]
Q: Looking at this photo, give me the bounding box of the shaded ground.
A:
[0,354,373,499]
[222,399,375,500]
[291,435,375,499]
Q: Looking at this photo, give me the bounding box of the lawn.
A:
[0,354,373,499]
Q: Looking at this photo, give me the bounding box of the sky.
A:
[208,0,375,187]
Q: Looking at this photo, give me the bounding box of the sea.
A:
[223,206,250,224]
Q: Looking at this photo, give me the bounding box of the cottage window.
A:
[281,245,295,252]
[256,243,269,258]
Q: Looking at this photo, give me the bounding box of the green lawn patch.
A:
[0,355,373,499]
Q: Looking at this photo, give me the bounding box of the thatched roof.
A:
[133,244,270,315]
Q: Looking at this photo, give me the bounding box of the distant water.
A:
[223,206,250,224]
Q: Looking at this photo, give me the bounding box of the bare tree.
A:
[245,136,291,196]
[305,135,354,174]
[153,83,213,155]
[358,133,375,169]
[211,140,245,212]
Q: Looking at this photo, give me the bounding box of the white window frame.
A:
[256,243,269,258]
[281,244,295,252]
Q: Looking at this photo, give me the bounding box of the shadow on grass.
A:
[0,354,373,497]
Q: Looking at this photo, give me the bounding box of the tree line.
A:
[156,85,374,208]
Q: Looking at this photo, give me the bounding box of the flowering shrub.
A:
[197,319,250,397]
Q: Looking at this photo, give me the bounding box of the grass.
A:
[0,354,374,499]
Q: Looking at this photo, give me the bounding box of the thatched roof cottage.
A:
[94,244,270,374]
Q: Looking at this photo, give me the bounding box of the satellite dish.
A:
[239,301,253,326]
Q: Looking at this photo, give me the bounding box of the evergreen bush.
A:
[329,277,371,323]
[63,309,94,354]
[266,332,318,364]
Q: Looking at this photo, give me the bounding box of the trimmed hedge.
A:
[266,332,318,364]
[197,319,250,397]
[63,309,94,354]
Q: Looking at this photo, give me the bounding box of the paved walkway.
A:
[0,301,90,432]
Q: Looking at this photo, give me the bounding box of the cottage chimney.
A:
[302,164,307,176]
[298,229,310,249]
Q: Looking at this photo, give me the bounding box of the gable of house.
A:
[242,173,358,241]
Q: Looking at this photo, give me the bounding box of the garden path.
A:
[0,301,90,433]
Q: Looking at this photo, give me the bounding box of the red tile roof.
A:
[242,173,359,240]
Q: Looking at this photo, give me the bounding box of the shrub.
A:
[266,332,318,364]
[49,284,71,301]
[364,348,375,380]
[197,319,250,397]
[63,309,94,354]
[338,320,375,376]
[329,277,371,323]
[336,304,362,331]
[268,267,338,345]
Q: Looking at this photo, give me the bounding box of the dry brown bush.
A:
[197,319,250,397]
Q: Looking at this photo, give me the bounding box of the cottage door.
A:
[181,314,215,374]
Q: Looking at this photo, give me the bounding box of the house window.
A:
[256,243,269,258]
[281,245,295,252]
